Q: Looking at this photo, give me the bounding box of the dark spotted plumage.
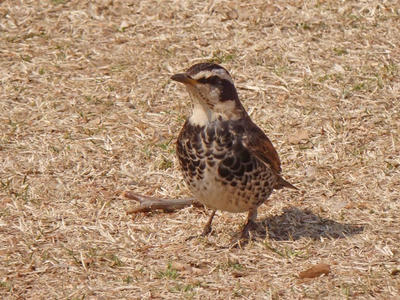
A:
[177,117,276,212]
[172,63,297,238]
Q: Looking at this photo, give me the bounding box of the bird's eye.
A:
[197,76,221,85]
[196,77,208,84]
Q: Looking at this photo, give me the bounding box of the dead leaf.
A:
[299,263,330,279]
[197,38,210,47]
[391,269,400,276]
[191,267,205,275]
[171,262,191,272]
[232,270,247,278]
[331,63,345,74]
[305,166,316,178]
[288,129,310,144]
[345,202,370,210]
[81,257,95,267]
[119,20,130,31]
[226,9,239,20]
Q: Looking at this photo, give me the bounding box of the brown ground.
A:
[1,0,399,299]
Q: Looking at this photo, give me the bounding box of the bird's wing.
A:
[241,119,282,174]
[231,118,297,190]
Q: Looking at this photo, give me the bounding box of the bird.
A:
[171,62,297,240]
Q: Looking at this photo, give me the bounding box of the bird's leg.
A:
[185,210,216,241]
[240,209,259,239]
[201,210,216,236]
[230,209,264,248]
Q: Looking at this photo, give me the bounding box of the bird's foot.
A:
[230,220,266,248]
[242,219,266,238]
[201,223,212,236]
[185,229,213,241]
[185,221,214,241]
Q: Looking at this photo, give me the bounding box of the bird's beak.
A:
[171,73,198,86]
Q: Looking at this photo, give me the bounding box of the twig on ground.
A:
[123,191,202,214]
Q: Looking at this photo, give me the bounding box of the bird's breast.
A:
[177,120,276,212]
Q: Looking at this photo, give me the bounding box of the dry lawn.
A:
[1,0,400,299]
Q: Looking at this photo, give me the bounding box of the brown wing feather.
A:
[242,118,298,190]
[242,119,282,174]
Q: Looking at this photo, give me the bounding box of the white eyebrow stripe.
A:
[192,69,234,84]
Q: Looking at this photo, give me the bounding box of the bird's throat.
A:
[189,101,212,126]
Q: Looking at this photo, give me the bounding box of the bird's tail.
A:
[274,175,298,190]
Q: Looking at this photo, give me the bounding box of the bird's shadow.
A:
[256,206,364,241]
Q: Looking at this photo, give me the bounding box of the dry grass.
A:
[1,0,399,298]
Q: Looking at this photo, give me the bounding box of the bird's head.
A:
[171,63,246,126]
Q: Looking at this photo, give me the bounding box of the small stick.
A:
[123,191,202,214]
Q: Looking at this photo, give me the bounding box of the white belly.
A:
[188,170,268,213]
